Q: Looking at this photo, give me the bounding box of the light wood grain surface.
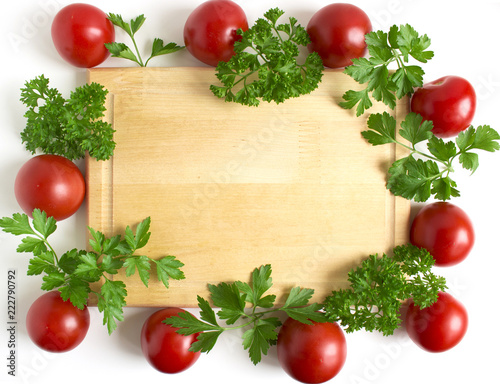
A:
[86,67,410,307]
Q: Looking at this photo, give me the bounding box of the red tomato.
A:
[410,76,476,138]
[141,308,201,374]
[14,154,86,221]
[51,3,115,68]
[410,202,474,267]
[405,292,468,353]
[184,0,248,67]
[277,318,347,384]
[26,291,90,352]
[306,3,372,68]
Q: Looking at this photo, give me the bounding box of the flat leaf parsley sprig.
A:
[20,75,115,161]
[0,209,185,334]
[363,112,500,201]
[105,13,184,67]
[210,7,324,107]
[340,24,434,116]
[164,264,326,365]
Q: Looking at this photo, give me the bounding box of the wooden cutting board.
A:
[86,67,410,307]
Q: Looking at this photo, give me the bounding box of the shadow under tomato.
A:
[116,308,158,357]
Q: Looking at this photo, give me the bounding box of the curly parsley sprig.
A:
[0,209,185,334]
[363,112,500,201]
[340,24,434,116]
[210,8,324,107]
[105,13,184,67]
[20,75,115,161]
[164,264,325,365]
[323,244,448,336]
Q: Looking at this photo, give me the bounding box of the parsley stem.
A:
[394,139,450,167]
[34,232,60,264]
[128,34,144,67]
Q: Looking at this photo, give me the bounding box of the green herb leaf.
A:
[31,209,57,239]
[124,255,151,287]
[74,253,102,282]
[27,252,57,276]
[59,277,91,310]
[210,7,324,106]
[399,112,433,145]
[147,39,184,66]
[17,236,48,255]
[41,272,66,291]
[0,211,37,236]
[98,279,127,334]
[104,42,141,65]
[282,287,327,324]
[154,256,185,288]
[124,217,151,251]
[210,282,246,325]
[107,13,132,35]
[242,320,278,365]
[362,111,397,145]
[237,264,276,308]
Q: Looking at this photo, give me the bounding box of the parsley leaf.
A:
[164,264,325,365]
[363,112,500,202]
[0,210,185,335]
[209,7,324,106]
[106,13,184,67]
[323,244,447,336]
[20,75,115,161]
[340,24,434,116]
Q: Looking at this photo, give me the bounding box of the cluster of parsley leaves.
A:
[0,209,185,334]
[340,24,433,116]
[164,264,325,365]
[20,75,115,161]
[363,112,500,201]
[210,8,324,106]
[323,244,447,335]
[340,23,500,201]
[166,244,447,363]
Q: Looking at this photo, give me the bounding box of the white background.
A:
[1,0,499,383]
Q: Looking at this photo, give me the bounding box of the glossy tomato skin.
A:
[307,3,372,68]
[405,292,468,353]
[410,202,474,267]
[141,308,201,374]
[26,291,90,352]
[184,0,248,67]
[410,76,476,138]
[15,154,86,221]
[51,3,115,68]
[277,318,347,384]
